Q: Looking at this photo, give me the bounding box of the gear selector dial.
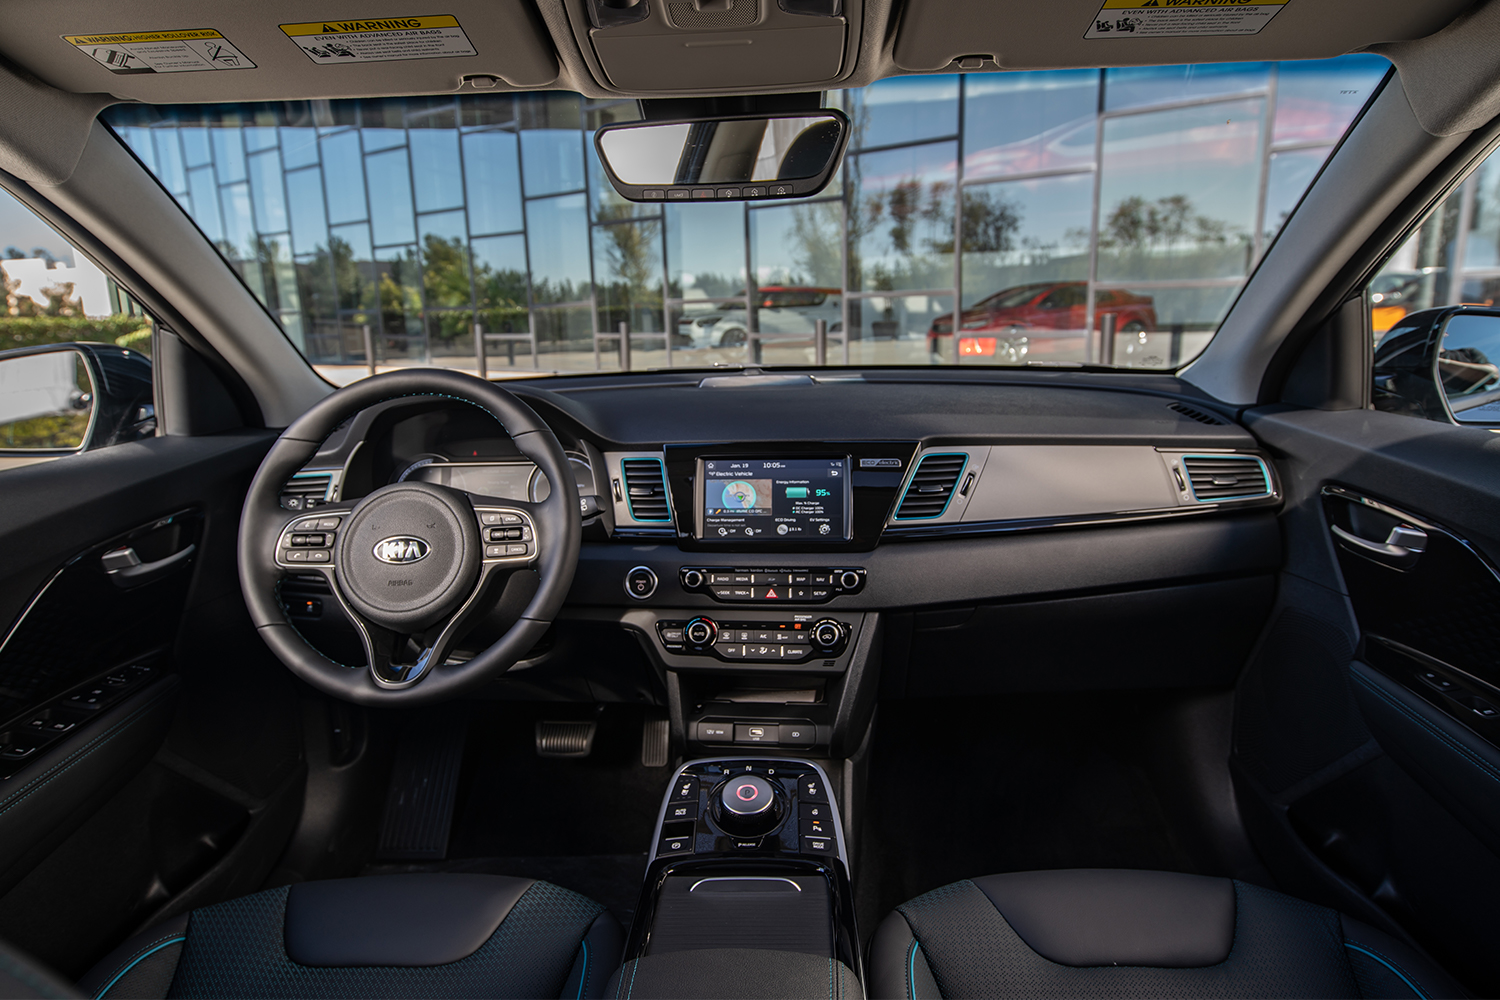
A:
[711,773,784,836]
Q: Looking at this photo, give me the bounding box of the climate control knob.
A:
[811,619,845,651]
[684,617,718,647]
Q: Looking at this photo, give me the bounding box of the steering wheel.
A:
[238,369,582,705]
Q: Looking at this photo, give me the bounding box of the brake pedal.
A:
[536,720,596,758]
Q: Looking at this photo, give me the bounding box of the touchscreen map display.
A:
[699,458,850,541]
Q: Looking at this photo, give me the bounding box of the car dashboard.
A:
[279,368,1282,756]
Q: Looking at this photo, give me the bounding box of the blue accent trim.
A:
[575,939,588,1000]
[907,939,920,1000]
[623,458,672,522]
[1344,942,1428,999]
[94,936,185,999]
[894,453,968,520]
[1181,454,1273,503]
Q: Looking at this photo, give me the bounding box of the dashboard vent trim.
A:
[621,458,673,522]
[894,453,968,520]
[1181,454,1272,502]
[281,473,333,510]
[1168,402,1227,426]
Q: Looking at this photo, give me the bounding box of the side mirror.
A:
[594,110,848,203]
[1374,306,1500,425]
[0,343,154,460]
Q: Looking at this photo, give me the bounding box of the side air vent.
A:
[1168,402,1226,425]
[894,453,968,520]
[281,473,333,511]
[621,458,672,521]
[1182,455,1271,502]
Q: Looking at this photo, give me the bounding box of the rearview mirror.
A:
[595,111,848,203]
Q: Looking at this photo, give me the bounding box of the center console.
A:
[615,757,862,997]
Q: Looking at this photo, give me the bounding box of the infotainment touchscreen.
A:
[698,457,851,541]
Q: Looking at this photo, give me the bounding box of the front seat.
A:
[869,869,1463,999]
[76,873,622,1000]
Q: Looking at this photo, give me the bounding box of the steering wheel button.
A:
[306,550,330,563]
[294,518,320,531]
[485,545,505,558]
[317,517,341,530]
[285,549,308,562]
[481,512,503,524]
[500,513,522,524]
[505,543,529,555]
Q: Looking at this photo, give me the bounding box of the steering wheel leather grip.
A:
[237,369,582,705]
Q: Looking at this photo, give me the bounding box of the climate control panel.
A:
[656,616,851,663]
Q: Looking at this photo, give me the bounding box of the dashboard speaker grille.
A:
[1182,455,1271,501]
[1168,402,1226,425]
[895,453,968,519]
[280,473,332,510]
[622,458,672,521]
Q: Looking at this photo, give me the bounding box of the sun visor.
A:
[892,0,1472,73]
[0,1,559,103]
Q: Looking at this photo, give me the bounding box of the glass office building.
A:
[104,56,1389,377]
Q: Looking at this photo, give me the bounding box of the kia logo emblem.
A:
[373,536,430,564]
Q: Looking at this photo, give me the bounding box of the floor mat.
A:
[856,693,1215,943]
[423,702,670,928]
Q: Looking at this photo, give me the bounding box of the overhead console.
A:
[567,0,860,93]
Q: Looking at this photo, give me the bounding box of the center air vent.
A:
[894,453,967,520]
[1181,455,1271,502]
[621,458,672,521]
[281,473,333,511]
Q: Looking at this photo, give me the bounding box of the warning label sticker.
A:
[63,29,255,74]
[280,15,476,64]
[1085,0,1291,39]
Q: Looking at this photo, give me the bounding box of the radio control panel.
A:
[678,566,865,604]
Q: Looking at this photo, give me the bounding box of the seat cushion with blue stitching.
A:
[867,869,1465,1000]
[76,874,622,1000]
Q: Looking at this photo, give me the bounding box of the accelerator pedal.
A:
[641,716,670,767]
[375,702,468,861]
[535,720,596,758]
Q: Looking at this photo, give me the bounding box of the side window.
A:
[1,185,156,472]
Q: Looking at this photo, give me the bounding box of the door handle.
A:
[101,543,196,588]
[1331,524,1426,571]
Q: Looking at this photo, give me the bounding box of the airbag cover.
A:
[334,483,480,632]
[284,874,534,967]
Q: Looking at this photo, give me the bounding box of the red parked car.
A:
[928,282,1156,361]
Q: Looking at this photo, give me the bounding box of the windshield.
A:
[99,58,1387,382]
